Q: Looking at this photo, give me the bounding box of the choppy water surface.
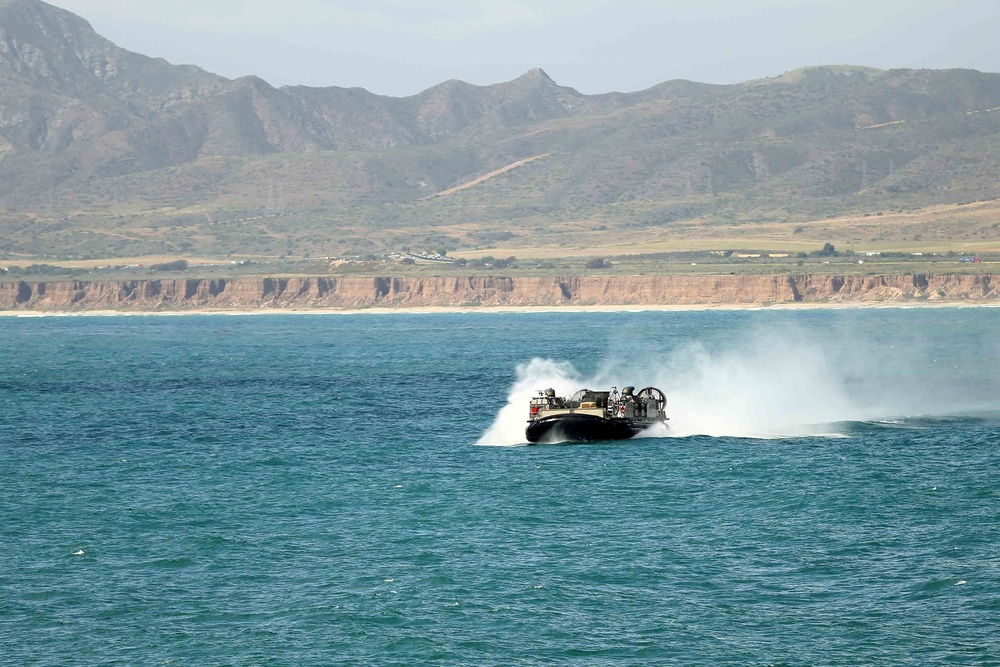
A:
[2,308,999,665]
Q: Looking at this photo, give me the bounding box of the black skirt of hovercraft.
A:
[525,413,641,443]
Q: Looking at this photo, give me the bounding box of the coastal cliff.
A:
[1,274,997,311]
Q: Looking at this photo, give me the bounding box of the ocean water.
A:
[2,308,999,665]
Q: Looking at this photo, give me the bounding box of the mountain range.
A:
[3,0,1000,260]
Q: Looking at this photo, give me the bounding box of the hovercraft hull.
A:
[525,413,641,444]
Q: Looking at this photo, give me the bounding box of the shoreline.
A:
[3,273,997,316]
[4,300,1000,317]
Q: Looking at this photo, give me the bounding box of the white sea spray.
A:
[478,327,889,443]
[476,359,582,446]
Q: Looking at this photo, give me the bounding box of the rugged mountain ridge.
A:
[3,0,1000,260]
[2,274,996,310]
[0,1,612,175]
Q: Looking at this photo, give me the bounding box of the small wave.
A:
[839,413,1000,434]
[662,429,850,440]
[634,422,671,439]
[143,556,198,569]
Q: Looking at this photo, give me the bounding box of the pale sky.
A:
[52,0,1000,96]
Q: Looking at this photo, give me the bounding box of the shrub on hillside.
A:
[150,259,189,272]
[809,243,838,258]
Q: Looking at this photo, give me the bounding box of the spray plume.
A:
[478,331,865,445]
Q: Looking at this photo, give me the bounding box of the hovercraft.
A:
[526,386,668,443]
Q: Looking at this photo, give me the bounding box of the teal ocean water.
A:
[2,308,999,665]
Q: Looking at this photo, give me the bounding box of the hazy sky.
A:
[53,0,1000,96]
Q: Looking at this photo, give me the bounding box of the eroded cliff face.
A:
[1,274,997,311]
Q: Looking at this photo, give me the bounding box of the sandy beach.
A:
[4,300,1000,317]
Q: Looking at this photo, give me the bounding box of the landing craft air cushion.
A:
[526,386,668,443]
